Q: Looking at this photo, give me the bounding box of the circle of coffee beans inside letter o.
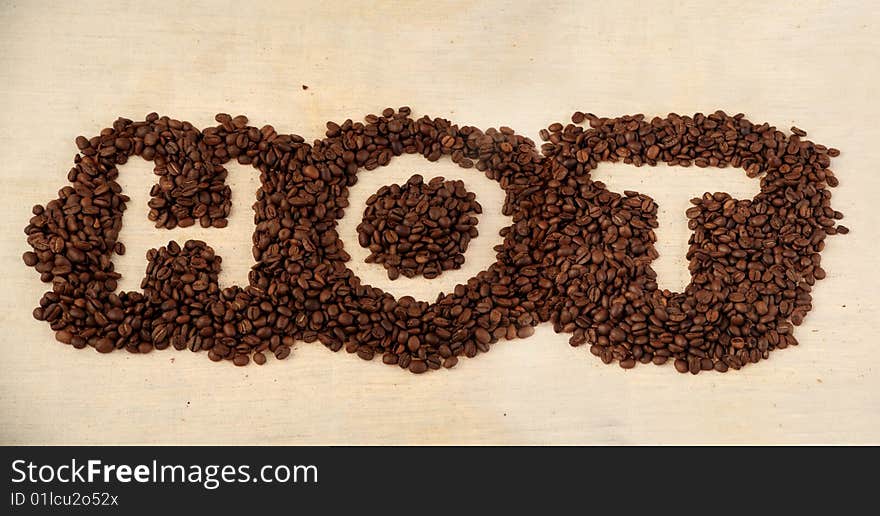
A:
[357,174,482,280]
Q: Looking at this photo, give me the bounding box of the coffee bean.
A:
[303,165,320,179]
[517,326,535,339]
[409,360,428,374]
[274,345,291,360]
[22,252,38,266]
[95,338,114,353]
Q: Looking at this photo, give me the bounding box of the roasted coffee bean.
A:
[357,175,480,280]
[274,345,291,360]
[95,338,114,354]
[22,109,843,375]
[22,252,38,266]
[409,360,428,374]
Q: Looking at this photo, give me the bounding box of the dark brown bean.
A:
[95,338,114,353]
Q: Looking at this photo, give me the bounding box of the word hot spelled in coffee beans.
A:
[23,108,847,374]
[357,174,481,280]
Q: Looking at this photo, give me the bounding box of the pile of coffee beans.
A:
[357,174,481,280]
[23,107,845,374]
[537,111,845,373]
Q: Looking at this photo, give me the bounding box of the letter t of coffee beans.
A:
[591,164,759,292]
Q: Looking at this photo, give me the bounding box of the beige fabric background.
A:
[0,0,877,444]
